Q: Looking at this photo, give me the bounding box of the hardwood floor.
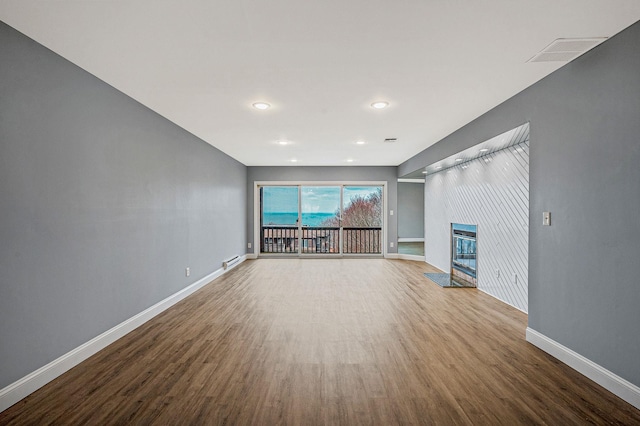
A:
[2,259,639,425]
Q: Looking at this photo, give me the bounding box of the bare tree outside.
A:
[322,187,382,253]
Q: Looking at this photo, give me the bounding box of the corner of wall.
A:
[526,328,640,410]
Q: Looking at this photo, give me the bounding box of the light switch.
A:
[543,211,551,226]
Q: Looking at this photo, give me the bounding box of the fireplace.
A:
[451,223,477,287]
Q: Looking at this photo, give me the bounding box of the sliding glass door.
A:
[342,186,382,254]
[261,186,299,254]
[301,186,341,253]
[259,184,383,256]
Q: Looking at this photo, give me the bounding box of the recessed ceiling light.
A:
[252,102,270,110]
[480,148,489,153]
[356,140,366,145]
[435,166,442,170]
[422,171,428,174]
[455,158,463,162]
[346,159,354,163]
[371,101,389,109]
[277,140,289,145]
[290,158,297,163]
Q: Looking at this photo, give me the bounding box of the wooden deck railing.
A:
[261,226,382,254]
[342,227,382,254]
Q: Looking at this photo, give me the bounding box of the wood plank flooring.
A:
[2,259,639,425]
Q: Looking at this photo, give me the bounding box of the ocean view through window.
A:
[263,212,334,226]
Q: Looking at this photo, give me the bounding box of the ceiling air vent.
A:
[527,37,607,63]
[384,138,398,143]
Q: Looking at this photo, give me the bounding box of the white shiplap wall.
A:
[424,141,529,312]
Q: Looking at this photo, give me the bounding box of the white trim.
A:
[258,254,383,259]
[253,181,261,257]
[477,287,527,314]
[396,254,425,262]
[526,327,640,410]
[383,183,388,257]
[397,237,425,243]
[385,253,400,259]
[398,178,425,183]
[0,256,247,413]
[255,180,388,186]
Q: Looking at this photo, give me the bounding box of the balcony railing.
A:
[261,226,382,254]
[301,227,339,253]
[343,227,382,254]
[261,226,299,253]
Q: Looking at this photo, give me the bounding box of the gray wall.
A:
[0,22,247,389]
[247,167,398,253]
[397,182,425,238]
[400,22,640,387]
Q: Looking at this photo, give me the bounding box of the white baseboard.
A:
[0,255,247,413]
[526,327,640,410]
[246,253,258,259]
[397,238,425,243]
[477,287,527,314]
[385,253,425,262]
[396,254,425,262]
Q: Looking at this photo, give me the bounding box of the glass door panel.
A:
[259,184,384,256]
[260,186,299,254]
[301,186,341,254]
[342,186,382,254]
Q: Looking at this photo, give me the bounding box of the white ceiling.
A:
[2,2,640,167]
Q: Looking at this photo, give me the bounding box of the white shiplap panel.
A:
[425,138,529,312]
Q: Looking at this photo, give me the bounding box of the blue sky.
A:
[262,186,380,213]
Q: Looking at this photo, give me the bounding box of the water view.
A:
[262,212,336,227]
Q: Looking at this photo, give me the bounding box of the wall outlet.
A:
[185,267,190,277]
[495,269,500,278]
[390,242,394,248]
[390,210,394,216]
[247,242,252,249]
